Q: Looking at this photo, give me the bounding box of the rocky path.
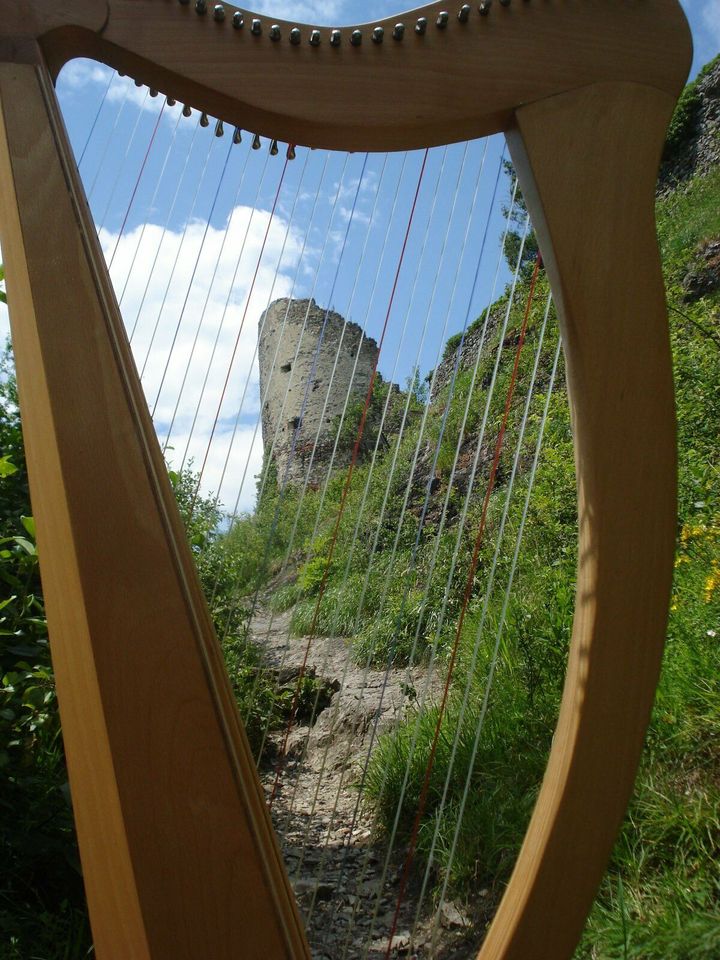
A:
[251,603,477,959]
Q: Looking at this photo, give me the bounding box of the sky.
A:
[0,0,717,515]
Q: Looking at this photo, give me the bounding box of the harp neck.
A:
[0,0,692,152]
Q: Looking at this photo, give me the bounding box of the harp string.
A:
[247,148,438,767]
[162,132,257,454]
[290,158,520,944]
[269,149,430,806]
[231,155,391,654]
[382,254,543,951]
[336,208,532,957]
[238,153,408,760]
[127,114,203,343]
[84,77,136,201]
[179,148,313,495]
[213,151,335,579]
[117,108,185,317]
[107,98,167,269]
[151,136,237,423]
[283,139,488,855]
[301,149,507,915]
[77,68,117,168]
[191,153,291,507]
[95,85,153,235]
[137,118,223,381]
[414,292,556,937]
[212,152,354,646]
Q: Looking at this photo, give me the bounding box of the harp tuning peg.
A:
[233,126,243,144]
[458,4,471,22]
[232,11,243,28]
[436,11,449,27]
[182,104,192,117]
[393,23,405,40]
[479,0,492,13]
[252,133,262,150]
[167,97,176,106]
[195,0,207,13]
[215,119,224,137]
[134,78,143,87]
[350,29,362,46]
[372,26,384,43]
[415,17,428,34]
[269,24,281,41]
[309,29,321,46]
[330,29,341,46]
[213,4,225,21]
[200,111,210,127]
[269,139,279,156]
[287,144,297,160]
[290,27,301,45]
[251,18,262,35]
[149,88,159,97]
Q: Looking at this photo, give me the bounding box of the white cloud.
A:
[97,202,303,513]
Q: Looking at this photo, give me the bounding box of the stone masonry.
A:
[258,299,379,486]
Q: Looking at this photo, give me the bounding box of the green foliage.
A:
[663,54,720,167]
[0,345,91,958]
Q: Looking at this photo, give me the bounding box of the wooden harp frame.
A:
[0,1,692,958]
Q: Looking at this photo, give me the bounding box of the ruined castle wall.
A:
[258,299,379,485]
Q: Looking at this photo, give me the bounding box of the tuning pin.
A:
[415,17,427,34]
[309,29,321,46]
[182,104,192,117]
[134,78,143,87]
[233,126,243,144]
[330,29,341,46]
[232,11,243,28]
[458,4,471,21]
[215,119,224,137]
[287,143,296,160]
[290,27,301,45]
[269,139,279,156]
[372,26,384,43]
[167,97,177,106]
[479,0,492,14]
[350,29,362,46]
[195,0,207,13]
[251,18,262,35]
[252,133,262,150]
[393,23,405,40]
[200,112,210,127]
[269,24,281,41]
[213,3,225,20]
[149,88,158,97]
[436,11,449,27]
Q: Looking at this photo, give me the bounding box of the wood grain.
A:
[0,60,310,960]
[5,0,692,152]
[480,80,678,959]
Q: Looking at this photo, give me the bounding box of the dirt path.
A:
[251,604,477,959]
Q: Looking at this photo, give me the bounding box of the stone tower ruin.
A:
[258,298,379,486]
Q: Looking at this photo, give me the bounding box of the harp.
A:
[0,1,692,958]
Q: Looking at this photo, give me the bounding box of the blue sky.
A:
[1,0,717,513]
